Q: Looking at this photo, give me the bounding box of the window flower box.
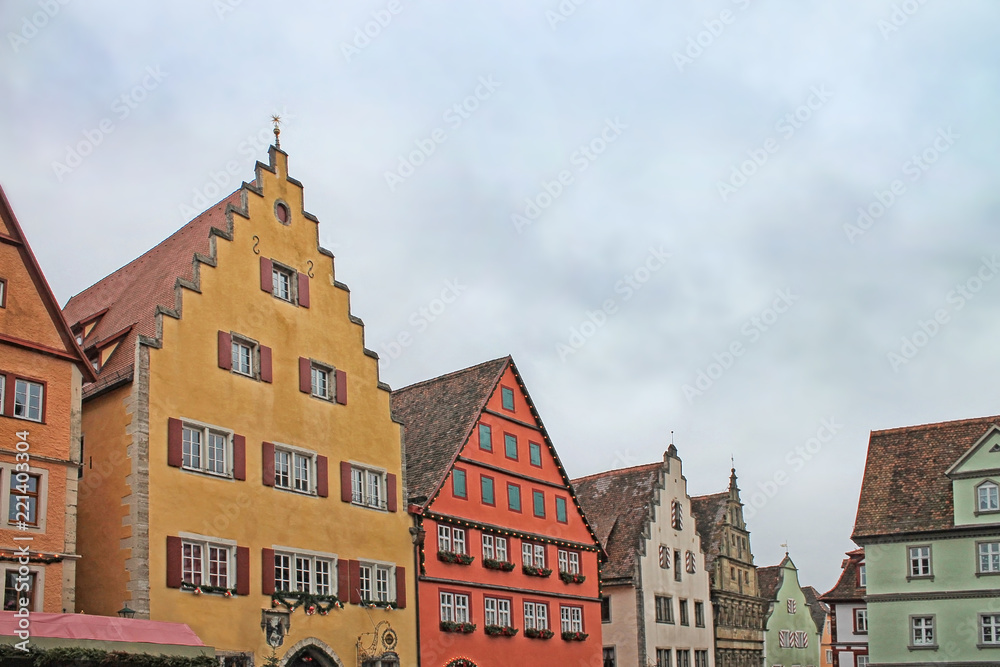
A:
[562,631,589,642]
[181,581,237,597]
[438,551,475,565]
[559,571,586,584]
[484,624,519,637]
[440,621,477,634]
[524,627,554,639]
[522,564,552,577]
[483,558,516,572]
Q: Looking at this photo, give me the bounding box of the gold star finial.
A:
[272,115,282,148]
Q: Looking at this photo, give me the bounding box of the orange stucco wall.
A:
[419,367,603,667]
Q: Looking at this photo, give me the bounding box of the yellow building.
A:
[63,145,415,666]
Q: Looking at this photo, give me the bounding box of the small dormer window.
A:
[858,563,867,587]
[979,482,1000,513]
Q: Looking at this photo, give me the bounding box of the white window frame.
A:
[522,542,545,568]
[911,616,935,646]
[178,533,235,590]
[310,364,332,401]
[908,546,932,577]
[230,337,256,377]
[0,376,5,416]
[271,263,295,302]
[12,378,43,423]
[484,596,512,627]
[560,605,583,633]
[856,608,868,633]
[180,420,233,478]
[557,549,580,574]
[856,657,869,667]
[273,443,315,495]
[982,614,1000,645]
[980,541,1000,574]
[858,563,866,587]
[979,481,1000,512]
[437,525,466,554]
[351,464,386,510]
[440,591,469,623]
[272,547,336,596]
[359,561,396,603]
[524,601,548,630]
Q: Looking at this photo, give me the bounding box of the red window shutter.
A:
[218,331,232,370]
[260,346,272,383]
[166,536,182,588]
[349,560,361,604]
[386,473,398,512]
[298,273,310,308]
[262,442,275,487]
[261,548,275,595]
[167,418,183,468]
[3,374,14,416]
[260,257,273,293]
[341,461,353,503]
[299,357,311,393]
[232,434,246,480]
[335,369,348,405]
[316,455,329,498]
[337,559,350,602]
[236,546,250,596]
[395,566,406,609]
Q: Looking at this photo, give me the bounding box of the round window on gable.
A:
[274,200,291,225]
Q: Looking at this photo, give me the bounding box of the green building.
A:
[758,555,824,667]
[853,415,1000,665]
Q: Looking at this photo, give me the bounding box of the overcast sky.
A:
[3,0,999,593]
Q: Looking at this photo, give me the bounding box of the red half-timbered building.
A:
[391,357,604,667]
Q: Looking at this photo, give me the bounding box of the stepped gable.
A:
[391,357,511,504]
[63,190,242,392]
[853,414,1000,539]
[572,462,661,581]
[690,491,728,572]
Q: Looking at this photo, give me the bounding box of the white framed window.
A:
[275,553,292,591]
[181,422,232,476]
[274,446,314,494]
[524,601,548,630]
[558,549,580,574]
[560,605,583,633]
[440,591,469,623]
[272,265,294,302]
[231,338,254,376]
[360,562,395,603]
[980,542,1000,573]
[911,616,935,646]
[437,525,466,554]
[856,608,868,633]
[351,465,386,509]
[858,563,866,587]
[856,657,869,667]
[909,546,931,577]
[482,534,508,561]
[979,481,1000,512]
[13,379,43,422]
[311,365,331,400]
[522,542,545,568]
[181,538,232,588]
[0,376,4,416]
[982,614,1000,645]
[484,596,512,626]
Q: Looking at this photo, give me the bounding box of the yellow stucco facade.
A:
[75,148,416,665]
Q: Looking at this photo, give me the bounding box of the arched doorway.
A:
[280,637,344,667]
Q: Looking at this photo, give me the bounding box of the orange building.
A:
[391,357,604,667]
[62,146,416,666]
[0,185,95,614]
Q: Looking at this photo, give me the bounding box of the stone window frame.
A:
[906,545,933,581]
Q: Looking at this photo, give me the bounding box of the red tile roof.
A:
[62,190,243,394]
[391,357,510,503]
[572,462,663,582]
[757,564,784,601]
[852,414,1000,540]
[820,549,865,602]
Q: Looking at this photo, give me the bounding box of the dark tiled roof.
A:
[572,462,662,582]
[853,415,1000,539]
[690,491,728,573]
[821,549,865,602]
[391,357,510,503]
[63,190,242,389]
[802,586,829,634]
[757,564,783,601]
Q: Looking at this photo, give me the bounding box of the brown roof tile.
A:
[820,549,865,602]
[62,191,242,391]
[391,357,511,503]
[852,414,1000,539]
[572,462,662,582]
[690,491,728,573]
[757,564,784,601]
[802,585,829,634]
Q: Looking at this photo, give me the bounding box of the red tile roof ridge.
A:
[571,461,662,484]
[393,355,512,395]
[871,413,1000,436]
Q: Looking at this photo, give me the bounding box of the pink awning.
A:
[0,612,206,647]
